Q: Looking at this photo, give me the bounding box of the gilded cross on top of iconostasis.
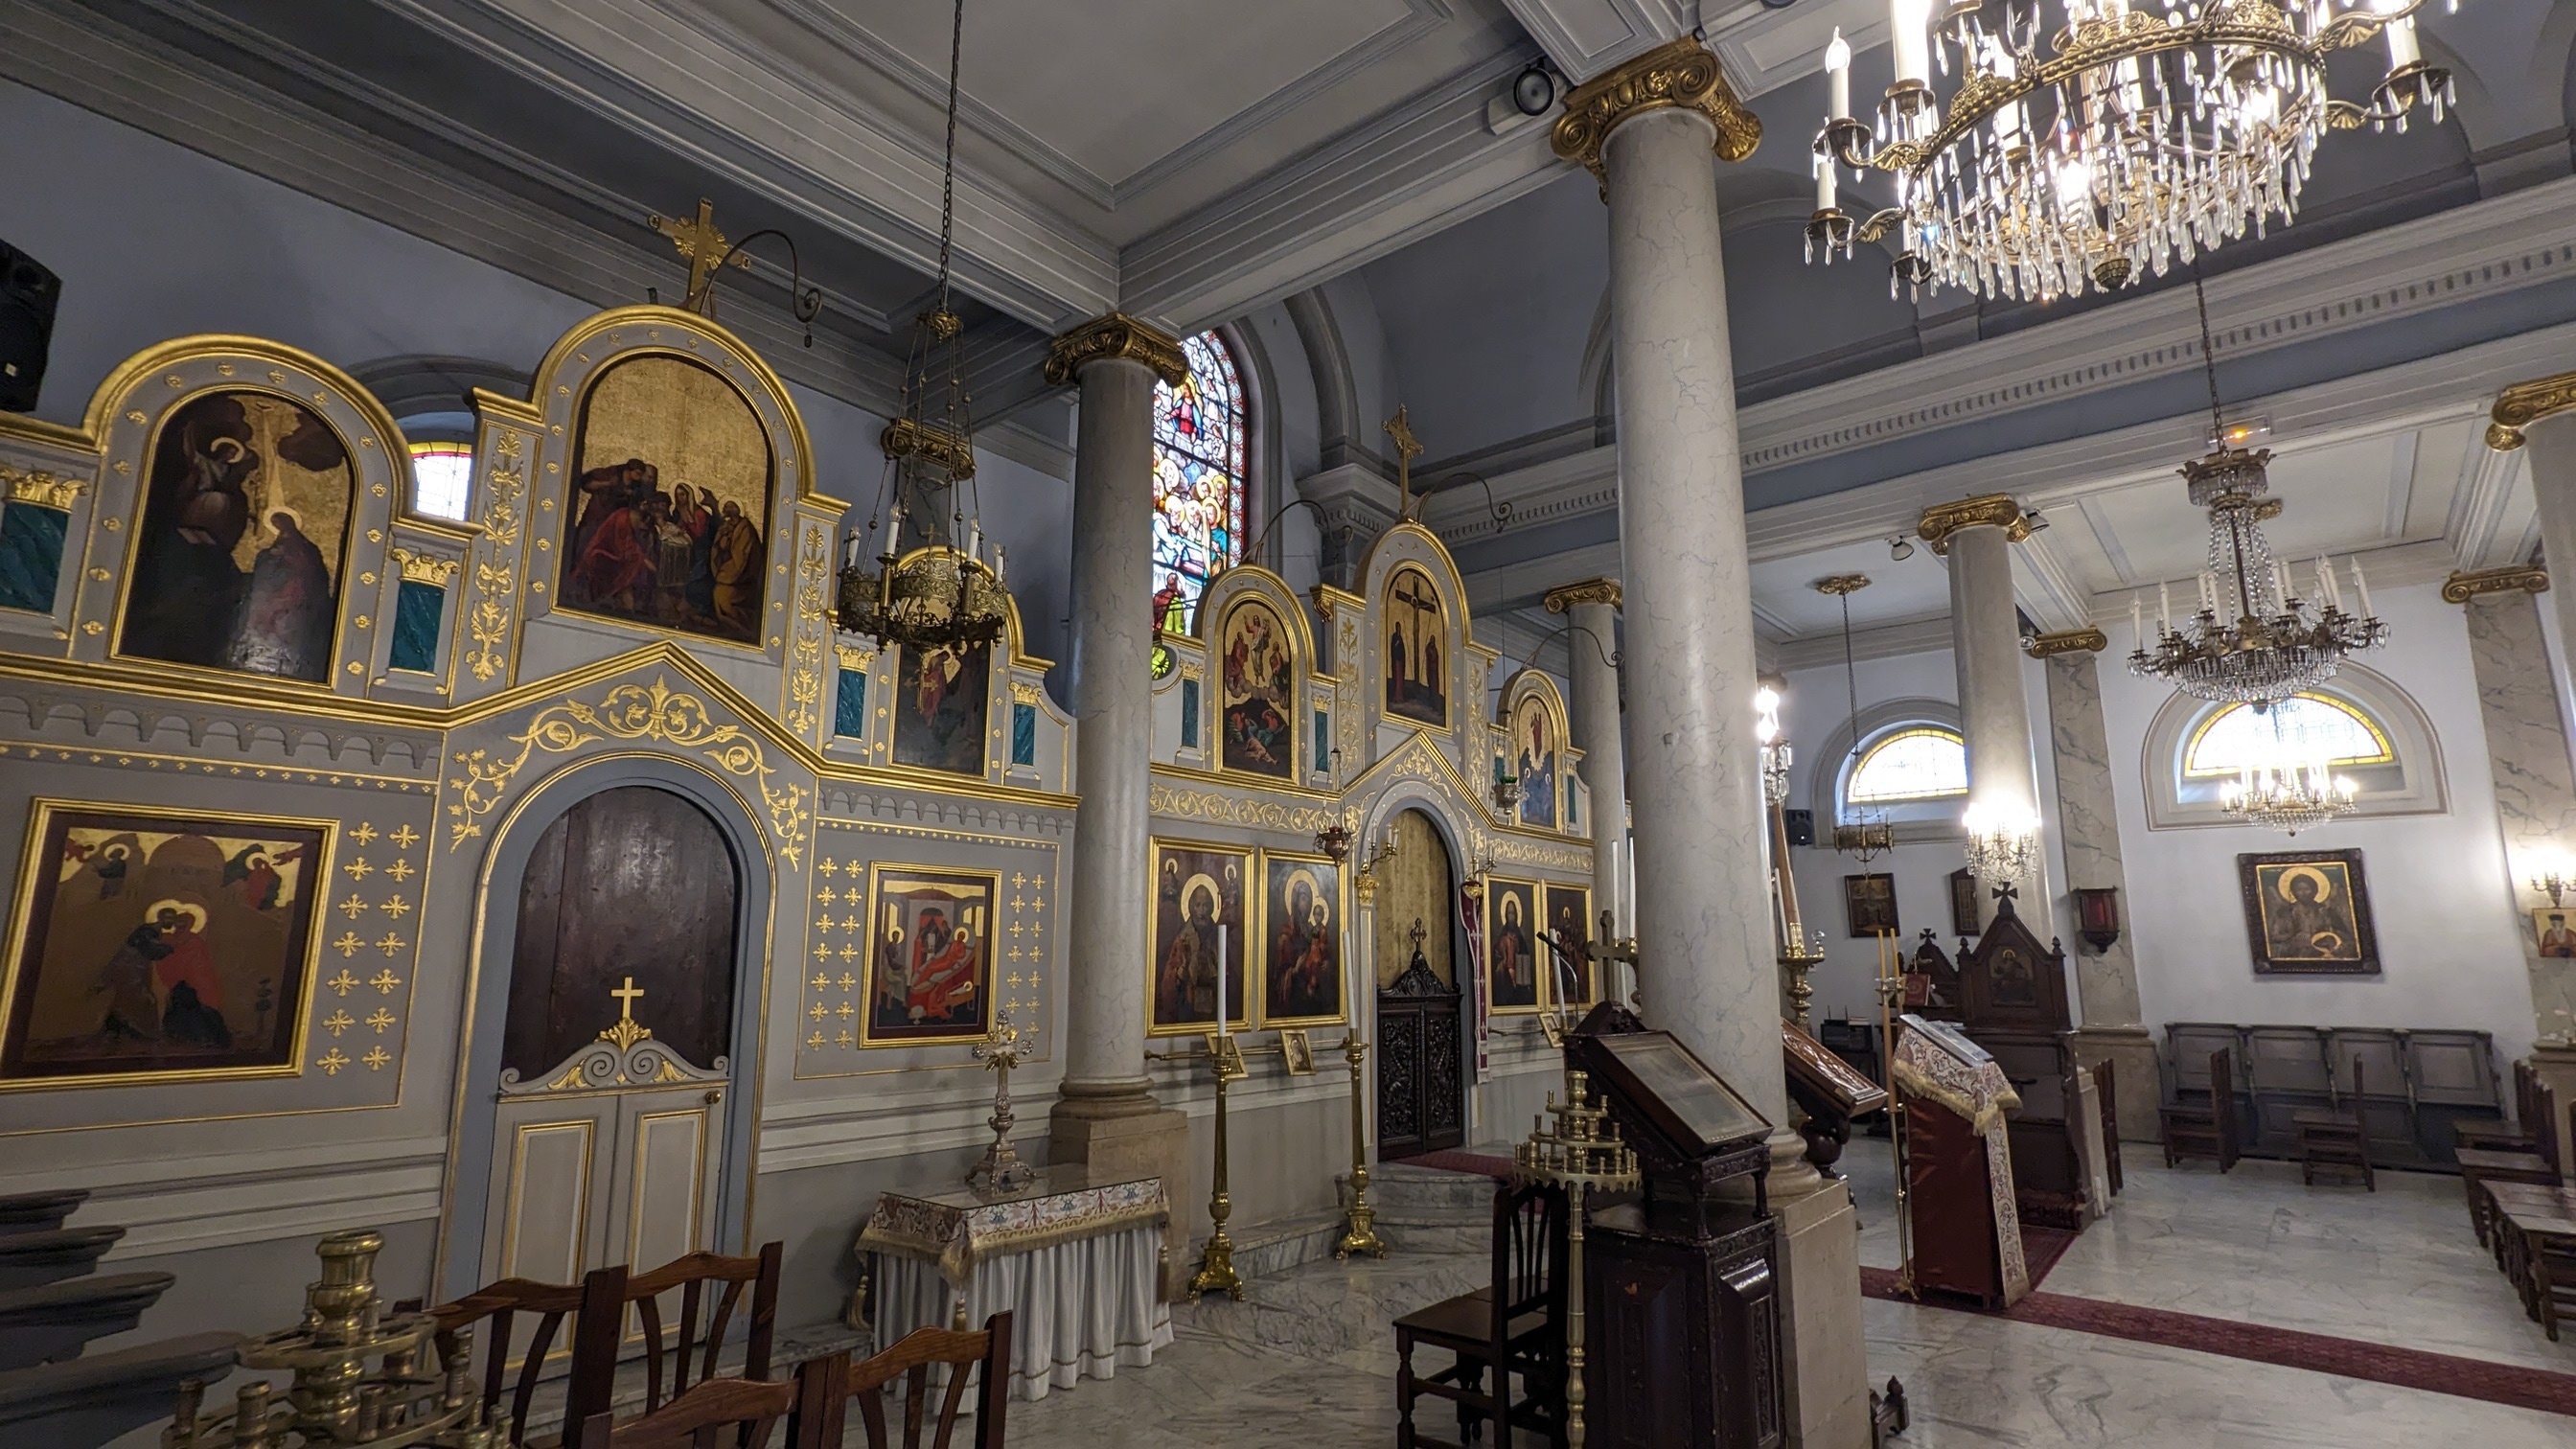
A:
[648,197,750,310]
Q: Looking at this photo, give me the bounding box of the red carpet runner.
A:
[1388,1149,1516,1180]
[1861,1264,2576,1419]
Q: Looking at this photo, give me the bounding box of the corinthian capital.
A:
[1044,313,1186,388]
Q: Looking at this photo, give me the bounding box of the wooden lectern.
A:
[1567,1004,1784,1448]
[1894,1014,2031,1308]
[1783,1020,1888,1178]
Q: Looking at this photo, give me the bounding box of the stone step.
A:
[1351,1162,1504,1224]
[0,1272,174,1370]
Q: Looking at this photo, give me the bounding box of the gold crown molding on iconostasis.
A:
[1550,36,1762,195]
[1918,494,2036,555]
[1043,313,1188,389]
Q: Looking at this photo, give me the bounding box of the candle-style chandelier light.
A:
[1806,0,2459,301]
[836,0,1012,653]
[2127,274,2385,702]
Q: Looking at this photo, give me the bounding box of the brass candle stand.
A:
[1187,1034,1252,1300]
[1334,1031,1387,1259]
[1871,928,1919,1300]
[164,1229,494,1449]
[1513,1070,1639,1449]
[966,1007,1038,1196]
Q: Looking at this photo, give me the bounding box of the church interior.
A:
[5,0,2576,1445]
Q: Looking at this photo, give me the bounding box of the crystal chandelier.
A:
[1962,801,2042,880]
[2220,749,2356,833]
[836,0,1011,653]
[2128,275,2384,702]
[1806,0,2460,301]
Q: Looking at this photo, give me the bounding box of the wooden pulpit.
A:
[1568,1004,1785,1449]
[1894,1014,2032,1308]
[1955,887,2090,1229]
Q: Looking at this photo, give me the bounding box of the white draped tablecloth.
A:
[857,1168,1172,1402]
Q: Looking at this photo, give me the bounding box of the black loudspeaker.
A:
[0,241,60,413]
[1782,809,1815,846]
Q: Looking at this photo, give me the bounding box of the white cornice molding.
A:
[1773,613,1958,672]
[1501,0,1699,81]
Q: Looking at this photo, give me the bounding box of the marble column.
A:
[1545,579,1628,970]
[1555,39,1871,1448]
[2454,576,2576,1169]
[2511,413,2576,664]
[1922,498,2049,920]
[2040,641,2160,1142]
[1042,315,1192,1290]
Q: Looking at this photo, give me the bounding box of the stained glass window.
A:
[1150,332,1247,633]
[407,441,474,522]
[1846,726,1969,805]
[2185,693,2391,778]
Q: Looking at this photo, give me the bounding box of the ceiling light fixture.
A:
[2127,270,2385,703]
[837,0,1011,654]
[1819,574,1896,862]
[1805,1,2460,302]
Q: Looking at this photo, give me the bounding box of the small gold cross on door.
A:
[600,975,654,1050]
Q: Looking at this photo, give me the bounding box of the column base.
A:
[2070,1027,2162,1143]
[1048,1086,1191,1299]
[1771,1174,1872,1449]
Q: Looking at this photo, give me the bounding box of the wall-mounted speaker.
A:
[1782,809,1815,847]
[0,241,60,414]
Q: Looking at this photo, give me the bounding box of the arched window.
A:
[2183,693,2393,778]
[1847,725,1969,805]
[406,440,474,522]
[1150,332,1247,632]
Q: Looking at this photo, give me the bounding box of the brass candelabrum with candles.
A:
[1513,1070,1639,1449]
[1870,927,1918,1299]
[966,1006,1038,1196]
[1188,1032,1252,1300]
[164,1229,493,1448]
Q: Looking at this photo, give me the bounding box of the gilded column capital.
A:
[1543,579,1623,613]
[1550,38,1760,192]
[1,465,84,511]
[2441,564,2550,603]
[2487,369,2576,451]
[1917,494,2034,555]
[2024,627,2107,658]
[1044,312,1187,388]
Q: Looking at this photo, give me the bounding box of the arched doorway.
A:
[472,784,745,1289]
[1374,808,1462,1158]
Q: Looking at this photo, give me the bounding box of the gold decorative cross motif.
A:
[648,197,750,309]
[601,976,654,1051]
[1384,405,1424,521]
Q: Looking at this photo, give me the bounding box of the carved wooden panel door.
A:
[1376,964,1463,1159]
[478,787,740,1288]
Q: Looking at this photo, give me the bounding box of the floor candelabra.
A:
[1513,1069,1639,1449]
[1187,1035,1251,1300]
[1334,1032,1387,1259]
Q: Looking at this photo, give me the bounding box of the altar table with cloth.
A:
[856,1167,1172,1401]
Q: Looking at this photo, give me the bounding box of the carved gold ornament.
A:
[445,675,810,864]
[0,466,85,511]
[2487,369,2576,451]
[465,430,527,682]
[2024,627,2108,657]
[879,417,977,481]
[1917,494,2034,555]
[1551,37,1761,190]
[1043,312,1188,389]
[388,548,460,586]
[783,519,831,738]
[2441,564,2550,604]
[1542,579,1622,613]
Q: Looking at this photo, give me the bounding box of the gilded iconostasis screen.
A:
[560,355,772,644]
[120,391,353,683]
[1220,598,1295,779]
[1383,564,1448,727]
[3,802,332,1087]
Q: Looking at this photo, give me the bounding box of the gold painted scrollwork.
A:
[1147,783,1338,835]
[446,675,811,864]
[783,519,831,739]
[464,430,527,682]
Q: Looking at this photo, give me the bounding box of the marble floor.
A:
[997,1150,2576,1447]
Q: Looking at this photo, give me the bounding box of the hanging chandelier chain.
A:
[2193,267,2225,449]
[933,0,965,311]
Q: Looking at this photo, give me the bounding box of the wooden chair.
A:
[419,1274,618,1447]
[1395,1181,1567,1449]
[570,1351,839,1449]
[2091,1059,2122,1196]
[2293,1058,2374,1189]
[2159,1047,2239,1173]
[2453,1060,2540,1154]
[797,1310,1012,1449]
[2459,1085,2562,1247]
[576,1242,784,1421]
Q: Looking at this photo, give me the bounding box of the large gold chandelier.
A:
[1806,0,2458,300]
[837,0,1010,653]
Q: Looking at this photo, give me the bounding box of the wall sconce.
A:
[1315,818,1354,864]
[2073,886,2122,954]
[1963,802,2040,882]
[2531,862,2571,908]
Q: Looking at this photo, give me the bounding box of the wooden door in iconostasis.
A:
[478,787,741,1288]
[1374,809,1462,1159]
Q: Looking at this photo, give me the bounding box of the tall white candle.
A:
[1215,924,1230,1037]
[2131,598,2144,654]
[1816,155,1837,212]
[1892,0,1932,87]
[2158,582,2172,632]
[2314,557,2340,610]
[2270,559,2292,610]
[2384,14,2421,69]
[1826,30,1852,118]
[2350,558,2373,619]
